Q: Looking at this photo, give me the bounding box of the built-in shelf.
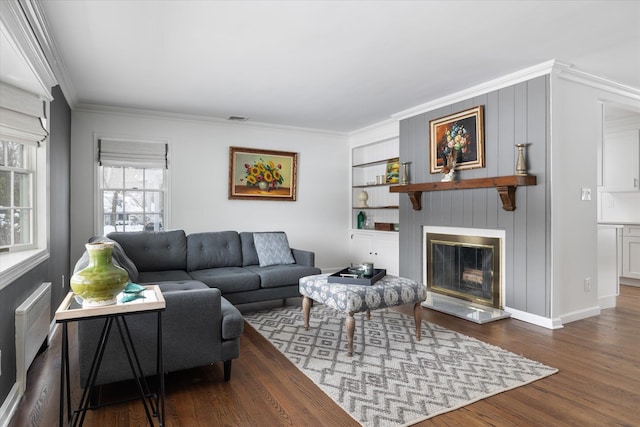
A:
[352,206,399,210]
[390,175,537,211]
[352,182,395,189]
[352,157,399,168]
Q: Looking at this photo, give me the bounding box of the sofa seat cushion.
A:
[137,270,193,283]
[246,264,322,289]
[155,282,243,340]
[189,267,260,294]
[156,281,208,293]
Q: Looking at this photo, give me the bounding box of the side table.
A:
[55,285,166,426]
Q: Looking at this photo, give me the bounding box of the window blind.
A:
[98,138,168,169]
[0,83,48,146]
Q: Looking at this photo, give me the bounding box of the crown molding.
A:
[553,62,640,101]
[26,0,78,105]
[391,60,640,122]
[74,103,349,138]
[349,118,399,147]
[0,0,56,99]
[391,60,560,121]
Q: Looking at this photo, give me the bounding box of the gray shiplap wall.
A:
[399,75,550,317]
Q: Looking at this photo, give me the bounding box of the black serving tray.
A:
[327,268,386,286]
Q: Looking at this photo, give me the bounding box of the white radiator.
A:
[15,282,51,395]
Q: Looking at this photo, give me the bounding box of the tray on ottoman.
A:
[327,268,386,286]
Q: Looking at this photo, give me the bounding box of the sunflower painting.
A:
[229,147,297,201]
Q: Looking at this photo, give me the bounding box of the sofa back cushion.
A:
[187,231,243,271]
[240,232,260,266]
[107,230,187,272]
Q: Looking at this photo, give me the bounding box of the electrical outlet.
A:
[584,277,592,292]
[581,188,592,201]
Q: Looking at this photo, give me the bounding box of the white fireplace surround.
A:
[422,226,509,323]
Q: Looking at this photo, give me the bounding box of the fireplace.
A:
[423,226,506,313]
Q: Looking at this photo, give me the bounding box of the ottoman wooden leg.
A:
[414,303,423,341]
[366,310,371,320]
[346,313,355,356]
[303,296,311,330]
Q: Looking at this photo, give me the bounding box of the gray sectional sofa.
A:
[75,229,321,390]
[108,229,321,305]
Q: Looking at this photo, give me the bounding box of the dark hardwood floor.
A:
[8,285,640,427]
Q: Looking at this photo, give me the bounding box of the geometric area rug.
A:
[244,304,558,427]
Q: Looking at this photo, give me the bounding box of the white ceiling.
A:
[35,0,640,133]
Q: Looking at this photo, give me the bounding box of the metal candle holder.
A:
[515,144,528,176]
[401,162,410,185]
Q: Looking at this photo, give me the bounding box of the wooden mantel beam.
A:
[389,175,537,211]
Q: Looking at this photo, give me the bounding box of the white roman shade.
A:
[98,138,168,169]
[0,83,48,146]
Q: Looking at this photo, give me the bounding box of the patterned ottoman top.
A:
[299,274,427,314]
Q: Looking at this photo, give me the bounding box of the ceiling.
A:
[30,1,640,133]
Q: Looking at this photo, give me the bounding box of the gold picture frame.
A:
[429,106,485,173]
[228,146,298,201]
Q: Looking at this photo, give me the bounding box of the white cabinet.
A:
[349,230,399,276]
[622,226,640,279]
[602,130,640,192]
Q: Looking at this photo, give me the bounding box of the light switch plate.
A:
[581,188,592,201]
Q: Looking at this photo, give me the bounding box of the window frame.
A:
[0,140,36,250]
[0,137,49,290]
[94,135,170,237]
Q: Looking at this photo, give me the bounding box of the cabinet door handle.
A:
[634,178,638,188]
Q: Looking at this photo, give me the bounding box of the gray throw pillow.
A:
[253,232,296,267]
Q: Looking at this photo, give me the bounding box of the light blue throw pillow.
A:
[253,232,296,267]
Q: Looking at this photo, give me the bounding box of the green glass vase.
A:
[70,242,129,307]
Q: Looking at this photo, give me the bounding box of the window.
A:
[100,166,165,234]
[0,140,35,249]
[97,138,168,235]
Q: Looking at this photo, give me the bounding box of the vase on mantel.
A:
[70,242,128,307]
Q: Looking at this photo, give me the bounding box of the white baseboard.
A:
[0,383,21,427]
[620,277,640,287]
[505,306,564,329]
[598,295,617,309]
[560,306,602,325]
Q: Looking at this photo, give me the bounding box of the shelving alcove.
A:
[350,137,400,275]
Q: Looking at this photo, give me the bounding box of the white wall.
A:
[550,71,640,323]
[70,110,351,271]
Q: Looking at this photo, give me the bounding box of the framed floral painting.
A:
[228,146,298,201]
[429,106,485,173]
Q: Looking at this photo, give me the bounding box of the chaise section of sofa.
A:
[77,281,242,387]
[73,229,320,391]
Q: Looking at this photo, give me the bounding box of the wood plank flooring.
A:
[8,285,640,427]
